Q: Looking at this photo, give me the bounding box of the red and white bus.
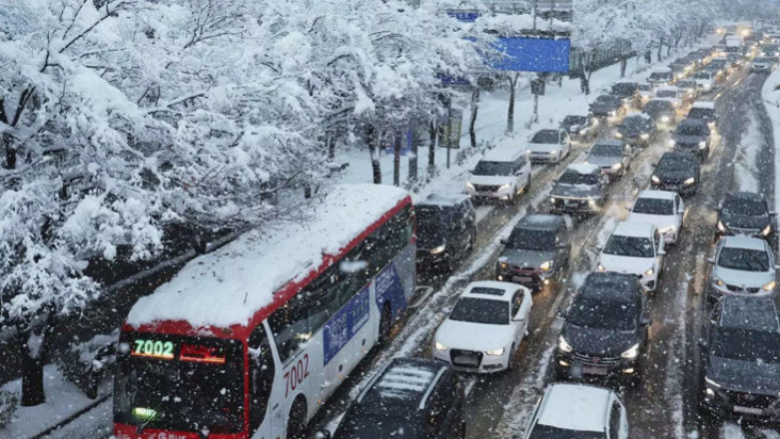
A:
[114,184,415,439]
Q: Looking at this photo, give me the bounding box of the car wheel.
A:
[506,343,517,371]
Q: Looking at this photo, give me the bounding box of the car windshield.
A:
[645,101,674,113]
[603,235,654,258]
[449,297,509,325]
[529,424,607,439]
[656,90,678,99]
[633,198,674,215]
[558,170,599,185]
[506,228,557,251]
[474,160,514,176]
[755,57,774,63]
[650,72,672,80]
[676,123,707,136]
[688,108,715,119]
[717,247,770,272]
[611,83,637,95]
[694,72,713,79]
[713,328,780,362]
[622,117,649,131]
[595,96,618,105]
[567,296,637,330]
[114,334,245,434]
[678,80,696,89]
[639,84,653,91]
[722,197,766,216]
[658,156,695,172]
[590,144,623,157]
[563,116,588,126]
[532,130,560,144]
[415,206,451,246]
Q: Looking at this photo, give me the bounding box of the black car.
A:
[687,102,718,131]
[643,99,676,126]
[560,115,594,140]
[616,113,657,147]
[669,62,688,81]
[671,118,712,160]
[609,81,640,107]
[416,194,477,271]
[650,152,701,196]
[330,358,466,439]
[716,192,775,240]
[589,95,625,119]
[555,272,651,385]
[727,53,745,68]
[550,164,609,215]
[707,59,729,76]
[699,296,780,422]
[497,214,571,290]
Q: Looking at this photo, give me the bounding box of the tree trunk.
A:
[583,71,592,95]
[3,132,16,170]
[21,351,45,406]
[469,88,480,148]
[393,130,401,186]
[506,74,517,134]
[658,38,664,61]
[428,119,436,174]
[19,314,56,407]
[620,58,627,78]
[408,124,418,182]
[367,124,381,184]
[645,51,652,64]
[327,133,335,160]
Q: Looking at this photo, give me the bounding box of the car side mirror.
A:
[641,317,653,327]
[442,306,452,314]
[651,161,658,167]
[316,431,332,439]
[500,238,508,245]
[552,178,559,184]
[557,242,568,249]
[558,309,568,319]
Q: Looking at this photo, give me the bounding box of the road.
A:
[301,64,778,439]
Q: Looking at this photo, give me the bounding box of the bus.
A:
[113,184,416,439]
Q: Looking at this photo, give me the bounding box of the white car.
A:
[708,236,778,300]
[522,383,629,439]
[627,190,686,245]
[693,71,716,92]
[525,129,571,164]
[467,149,531,203]
[432,281,532,373]
[598,221,666,292]
[638,83,654,106]
[654,85,683,108]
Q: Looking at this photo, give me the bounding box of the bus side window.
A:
[268,294,309,362]
[249,325,275,435]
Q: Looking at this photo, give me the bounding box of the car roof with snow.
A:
[592,139,625,148]
[464,281,518,300]
[565,163,602,175]
[656,85,679,92]
[484,148,524,162]
[636,190,676,201]
[357,358,449,409]
[612,221,656,238]
[725,191,766,204]
[692,101,716,109]
[625,112,651,120]
[581,272,642,298]
[126,184,409,330]
[416,193,468,208]
[720,235,767,251]
[678,118,709,128]
[651,67,673,73]
[536,384,612,432]
[718,296,780,333]
[516,214,566,231]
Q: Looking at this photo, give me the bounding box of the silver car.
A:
[708,236,778,300]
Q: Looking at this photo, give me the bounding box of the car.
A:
[650,152,701,196]
[628,190,686,245]
[670,118,712,160]
[467,149,531,203]
[676,79,699,101]
[616,113,657,147]
[643,99,677,127]
[525,129,571,164]
[706,59,729,78]
[699,296,780,421]
[609,81,640,108]
[432,281,532,373]
[693,71,717,92]
[654,85,683,109]
[761,43,780,59]
[668,62,689,81]
[590,95,626,119]
[638,83,654,106]
[716,192,775,240]
[707,236,777,300]
[329,358,467,439]
[415,194,477,271]
[648,67,673,86]
[550,164,609,215]
[751,56,776,73]
[560,115,595,141]
[555,272,651,383]
[598,221,666,292]
[726,52,745,68]
[687,101,718,131]
[522,383,629,439]
[497,214,572,290]
[583,140,631,179]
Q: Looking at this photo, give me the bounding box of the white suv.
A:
[598,221,666,292]
[467,149,531,203]
[522,383,629,439]
[627,190,686,245]
[525,129,571,164]
[708,236,778,300]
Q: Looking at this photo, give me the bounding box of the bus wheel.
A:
[379,305,392,345]
[287,397,307,439]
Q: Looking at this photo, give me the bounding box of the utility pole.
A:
[445,98,452,170]
[532,0,538,31]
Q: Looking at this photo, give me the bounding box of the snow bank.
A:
[762,67,780,252]
[127,184,409,328]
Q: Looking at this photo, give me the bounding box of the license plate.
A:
[513,276,533,283]
[454,356,478,366]
[582,366,608,376]
[565,200,579,206]
[734,406,763,416]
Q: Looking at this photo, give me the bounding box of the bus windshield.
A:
[114,333,245,434]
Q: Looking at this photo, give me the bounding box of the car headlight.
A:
[645,268,655,277]
[550,150,559,156]
[430,244,446,255]
[435,341,448,351]
[550,197,557,204]
[669,139,676,147]
[540,260,553,272]
[579,128,588,135]
[598,264,606,272]
[699,141,707,149]
[499,262,509,269]
[466,182,475,190]
[714,276,724,287]
[609,110,617,117]
[660,225,676,235]
[558,336,573,353]
[717,221,727,233]
[620,343,640,359]
[661,116,670,123]
[485,347,505,356]
[615,132,624,139]
[761,225,772,236]
[499,183,512,191]
[592,118,600,126]
[684,177,695,186]
[641,133,650,139]
[651,175,661,184]
[763,281,776,292]
[705,376,722,388]
[611,163,623,170]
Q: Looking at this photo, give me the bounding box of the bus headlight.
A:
[485,347,505,356]
[558,336,573,353]
[763,281,776,292]
[435,341,449,351]
[540,260,553,272]
[430,244,446,255]
[684,177,695,186]
[761,225,772,236]
[620,343,640,359]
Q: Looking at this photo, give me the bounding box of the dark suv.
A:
[329,358,467,439]
[671,118,712,160]
[650,152,701,196]
[555,272,651,385]
[716,192,775,240]
[610,81,640,107]
[416,194,477,271]
[550,164,609,215]
[590,95,625,119]
[497,214,571,290]
[699,296,780,422]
